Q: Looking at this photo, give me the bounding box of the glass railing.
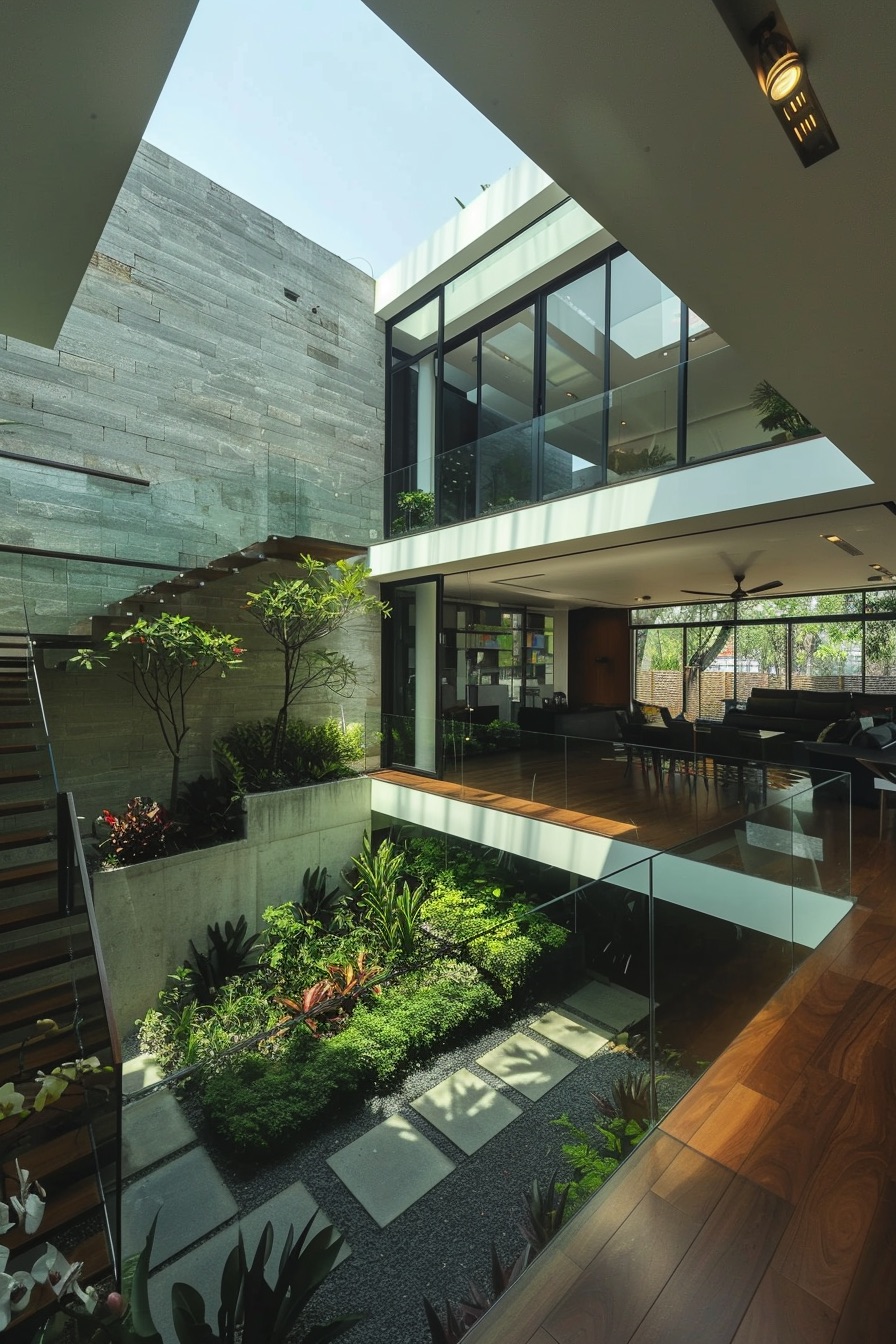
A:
[111,786,851,1344]
[383,347,806,536]
[366,711,852,866]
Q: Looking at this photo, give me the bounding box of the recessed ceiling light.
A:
[821,534,864,556]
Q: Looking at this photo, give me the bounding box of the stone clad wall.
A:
[0,140,384,619]
[0,141,386,816]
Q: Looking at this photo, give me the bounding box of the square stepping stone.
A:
[327,1115,454,1227]
[411,1068,521,1154]
[148,1181,349,1344]
[476,1032,575,1101]
[564,980,651,1032]
[528,1010,610,1059]
[123,1147,237,1266]
[122,1053,165,1096]
[123,1089,197,1177]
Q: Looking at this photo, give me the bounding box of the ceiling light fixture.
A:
[749,13,838,167]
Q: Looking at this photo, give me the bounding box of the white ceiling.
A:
[0,1,198,348]
[443,503,896,609]
[364,0,896,603]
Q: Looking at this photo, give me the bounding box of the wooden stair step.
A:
[0,931,91,980]
[0,720,36,730]
[0,893,60,931]
[0,824,55,851]
[0,1013,109,1077]
[2,1108,117,1184]
[0,696,31,707]
[0,859,58,891]
[0,797,53,819]
[0,767,42,786]
[0,977,103,1041]
[0,742,41,755]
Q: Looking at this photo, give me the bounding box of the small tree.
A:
[243,556,389,772]
[73,613,245,810]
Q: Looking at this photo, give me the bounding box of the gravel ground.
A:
[126,998,691,1344]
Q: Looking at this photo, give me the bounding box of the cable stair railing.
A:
[0,623,122,1339]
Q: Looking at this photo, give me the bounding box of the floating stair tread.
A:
[0,859,58,891]
[0,797,53,819]
[0,976,104,1036]
[0,825,55,850]
[2,1109,117,1184]
[0,892,59,927]
[0,1014,109,1075]
[0,767,42,785]
[0,720,37,730]
[0,742,41,755]
[0,696,31,707]
[0,931,91,979]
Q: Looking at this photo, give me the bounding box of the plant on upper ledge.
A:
[71,613,245,811]
[243,556,388,777]
[391,489,435,534]
[215,717,364,794]
[750,379,819,441]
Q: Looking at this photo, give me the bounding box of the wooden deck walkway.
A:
[451,806,896,1344]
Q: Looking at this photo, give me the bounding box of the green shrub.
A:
[138,970,281,1074]
[202,960,501,1154]
[215,717,363,794]
[421,883,567,994]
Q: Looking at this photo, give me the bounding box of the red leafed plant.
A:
[276,952,383,1036]
[95,797,176,867]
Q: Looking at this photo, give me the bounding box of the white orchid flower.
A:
[31,1244,83,1298]
[32,1072,68,1112]
[10,1162,46,1235]
[0,1270,35,1329]
[0,1082,25,1119]
[0,1248,7,1275]
[0,1204,13,1237]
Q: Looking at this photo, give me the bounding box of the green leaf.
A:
[129,1211,164,1339]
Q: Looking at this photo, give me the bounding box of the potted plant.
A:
[750,380,818,441]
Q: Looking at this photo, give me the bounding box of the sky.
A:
[146,0,526,278]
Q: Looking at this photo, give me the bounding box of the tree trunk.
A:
[169,754,181,815]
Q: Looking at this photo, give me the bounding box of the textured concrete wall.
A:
[0,140,384,618]
[93,776,372,1034]
[36,559,382,822]
[0,142,386,814]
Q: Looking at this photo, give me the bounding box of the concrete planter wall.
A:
[92,776,372,1034]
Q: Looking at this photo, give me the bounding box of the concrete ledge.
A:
[94,776,372,1032]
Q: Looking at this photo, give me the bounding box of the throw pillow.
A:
[633,700,666,727]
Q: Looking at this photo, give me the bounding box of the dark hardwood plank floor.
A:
[385,767,896,1343]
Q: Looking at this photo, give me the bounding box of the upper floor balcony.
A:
[384,346,821,540]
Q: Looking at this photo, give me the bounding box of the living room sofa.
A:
[722,687,895,739]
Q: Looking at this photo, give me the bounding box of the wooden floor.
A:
[380,744,822,849]
[444,803,896,1344]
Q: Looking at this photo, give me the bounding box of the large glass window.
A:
[631,591,894,714]
[386,228,821,535]
[634,627,684,716]
[543,267,607,499]
[608,254,681,481]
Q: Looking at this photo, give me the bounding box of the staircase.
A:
[0,637,120,1337]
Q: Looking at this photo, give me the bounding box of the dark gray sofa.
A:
[723,687,895,739]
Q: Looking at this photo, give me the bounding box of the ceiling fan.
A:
[681,573,784,600]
